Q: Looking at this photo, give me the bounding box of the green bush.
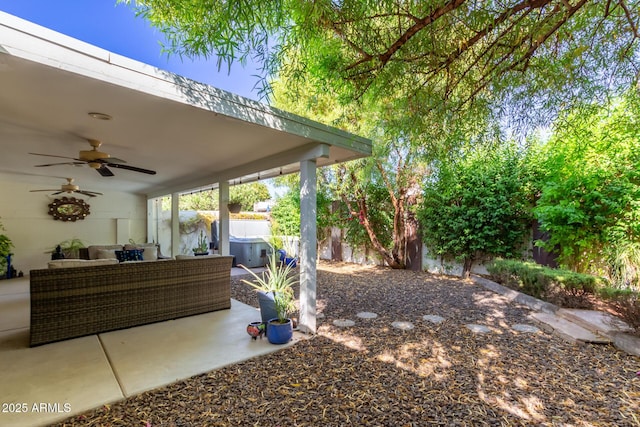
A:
[486,259,604,299]
[419,143,535,278]
[488,259,639,334]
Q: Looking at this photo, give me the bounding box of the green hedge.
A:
[486,259,605,298]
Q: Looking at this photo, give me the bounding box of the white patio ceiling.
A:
[0,12,371,198]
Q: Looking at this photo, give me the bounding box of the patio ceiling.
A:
[0,12,371,198]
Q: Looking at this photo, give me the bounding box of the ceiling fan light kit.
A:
[30,178,103,198]
[30,138,157,176]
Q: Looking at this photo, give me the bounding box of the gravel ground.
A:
[53,261,639,426]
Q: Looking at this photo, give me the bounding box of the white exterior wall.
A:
[0,178,147,273]
[318,228,490,276]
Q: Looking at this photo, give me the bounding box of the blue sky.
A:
[0,0,262,100]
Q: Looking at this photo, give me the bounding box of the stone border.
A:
[471,275,639,357]
[471,275,559,314]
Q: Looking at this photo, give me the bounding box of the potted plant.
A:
[240,251,297,344]
[281,237,299,268]
[49,238,85,259]
[227,200,242,214]
[192,230,209,255]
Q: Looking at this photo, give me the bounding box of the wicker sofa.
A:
[29,255,234,346]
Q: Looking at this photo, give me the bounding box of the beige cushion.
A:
[87,245,123,260]
[96,249,118,259]
[124,243,159,261]
[48,259,119,269]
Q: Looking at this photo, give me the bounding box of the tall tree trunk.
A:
[462,257,473,279]
[341,163,416,270]
[352,197,404,269]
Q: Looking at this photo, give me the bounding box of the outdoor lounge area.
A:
[0,11,371,340]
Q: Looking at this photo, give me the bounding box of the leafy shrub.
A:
[533,91,640,274]
[487,259,604,299]
[419,143,535,278]
[488,259,639,334]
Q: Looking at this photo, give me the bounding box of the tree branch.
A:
[378,0,468,66]
[458,0,588,107]
[618,0,640,38]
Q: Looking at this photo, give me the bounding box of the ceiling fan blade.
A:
[92,157,127,164]
[34,162,85,167]
[29,189,58,192]
[106,162,156,175]
[76,190,101,197]
[52,191,64,195]
[105,157,126,164]
[29,153,82,161]
[96,165,115,177]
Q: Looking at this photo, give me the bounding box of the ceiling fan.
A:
[30,178,103,197]
[30,139,156,176]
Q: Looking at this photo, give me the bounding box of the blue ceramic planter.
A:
[266,318,293,344]
[284,257,297,268]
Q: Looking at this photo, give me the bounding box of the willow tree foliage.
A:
[123,0,639,126]
[534,91,640,282]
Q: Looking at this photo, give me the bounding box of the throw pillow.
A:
[115,249,144,262]
[124,244,158,261]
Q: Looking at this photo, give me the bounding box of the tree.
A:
[418,143,536,278]
[123,0,639,127]
[269,182,334,246]
[229,182,271,211]
[270,78,438,269]
[123,0,640,269]
[270,189,300,237]
[179,190,218,211]
[178,182,271,211]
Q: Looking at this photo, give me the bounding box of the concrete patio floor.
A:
[0,269,301,427]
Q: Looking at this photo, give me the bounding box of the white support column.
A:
[299,159,317,334]
[146,198,155,243]
[219,181,230,256]
[171,192,180,257]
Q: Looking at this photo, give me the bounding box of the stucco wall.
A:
[0,178,147,274]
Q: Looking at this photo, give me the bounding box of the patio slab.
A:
[0,274,304,427]
[100,299,303,397]
[0,329,123,427]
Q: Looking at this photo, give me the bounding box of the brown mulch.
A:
[52,261,639,426]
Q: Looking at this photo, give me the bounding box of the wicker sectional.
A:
[29,256,234,346]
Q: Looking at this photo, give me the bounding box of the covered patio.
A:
[0,11,369,426]
[0,11,371,335]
